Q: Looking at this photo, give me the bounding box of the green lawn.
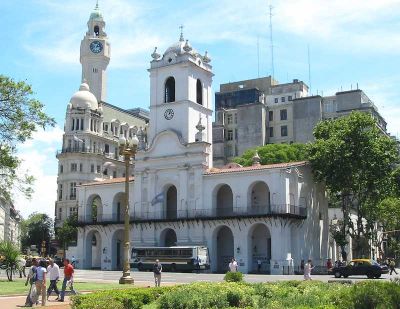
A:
[0,279,127,296]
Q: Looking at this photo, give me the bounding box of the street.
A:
[72,269,397,284]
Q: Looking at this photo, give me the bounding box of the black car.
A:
[331,259,389,279]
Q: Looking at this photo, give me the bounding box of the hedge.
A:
[71,280,400,309]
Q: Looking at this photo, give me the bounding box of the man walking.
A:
[229,258,238,272]
[304,259,314,280]
[47,258,60,300]
[153,259,162,287]
[390,258,398,275]
[58,258,76,302]
[35,259,47,306]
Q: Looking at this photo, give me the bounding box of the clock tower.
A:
[147,33,213,147]
[80,1,110,102]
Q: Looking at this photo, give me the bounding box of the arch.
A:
[112,192,125,222]
[111,229,124,270]
[248,181,271,214]
[164,77,175,103]
[196,79,203,105]
[248,223,271,273]
[94,25,100,36]
[160,228,177,247]
[214,184,233,216]
[213,226,234,272]
[165,185,177,219]
[84,229,102,269]
[86,194,103,222]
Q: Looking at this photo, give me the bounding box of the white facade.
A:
[75,34,330,274]
[0,199,21,246]
[55,4,148,227]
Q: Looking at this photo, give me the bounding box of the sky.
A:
[1,0,399,219]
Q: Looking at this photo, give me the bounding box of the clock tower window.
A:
[196,79,203,105]
[164,76,175,103]
[94,25,100,37]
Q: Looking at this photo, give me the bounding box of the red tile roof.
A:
[205,161,308,175]
[80,177,134,187]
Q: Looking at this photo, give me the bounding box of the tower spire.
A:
[179,24,184,42]
[95,0,99,9]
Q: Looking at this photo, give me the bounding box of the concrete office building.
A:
[0,198,21,246]
[213,77,388,166]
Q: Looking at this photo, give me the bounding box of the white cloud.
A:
[14,126,63,219]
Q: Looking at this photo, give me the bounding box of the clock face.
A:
[90,40,103,54]
[164,109,174,120]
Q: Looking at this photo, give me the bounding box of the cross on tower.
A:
[179,24,184,42]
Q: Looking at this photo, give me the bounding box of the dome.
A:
[163,38,197,57]
[70,82,98,110]
[90,2,103,20]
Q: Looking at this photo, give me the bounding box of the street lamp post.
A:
[118,134,139,284]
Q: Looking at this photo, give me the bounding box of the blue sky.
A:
[1,0,400,218]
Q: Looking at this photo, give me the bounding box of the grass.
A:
[0,279,127,296]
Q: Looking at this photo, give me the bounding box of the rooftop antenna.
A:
[257,35,260,78]
[179,24,184,42]
[307,44,312,94]
[269,5,275,81]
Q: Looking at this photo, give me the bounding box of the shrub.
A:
[224,271,244,282]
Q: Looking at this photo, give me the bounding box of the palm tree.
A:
[0,241,21,281]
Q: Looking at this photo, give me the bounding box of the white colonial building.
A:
[55,3,148,227]
[74,32,330,274]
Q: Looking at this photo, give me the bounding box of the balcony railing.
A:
[77,204,306,224]
[56,147,119,160]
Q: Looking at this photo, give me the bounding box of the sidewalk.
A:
[0,295,72,309]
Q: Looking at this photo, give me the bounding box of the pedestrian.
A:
[71,256,77,268]
[18,256,26,278]
[257,259,262,273]
[228,258,238,273]
[390,258,398,275]
[24,258,38,307]
[326,258,332,271]
[304,259,314,280]
[47,258,60,300]
[35,259,47,306]
[58,258,76,302]
[153,259,162,287]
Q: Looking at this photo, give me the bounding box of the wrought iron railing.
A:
[77,204,306,224]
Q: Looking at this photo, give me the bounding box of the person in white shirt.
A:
[304,259,314,280]
[46,258,60,300]
[228,258,238,272]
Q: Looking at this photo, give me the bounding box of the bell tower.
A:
[80,1,110,102]
[147,32,213,146]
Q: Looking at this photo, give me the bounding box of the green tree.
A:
[375,197,400,259]
[55,214,78,257]
[233,143,308,166]
[0,75,55,202]
[0,241,21,281]
[21,213,53,255]
[308,111,399,258]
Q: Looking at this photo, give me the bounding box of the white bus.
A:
[131,246,210,272]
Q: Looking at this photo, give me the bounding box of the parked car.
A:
[331,259,389,279]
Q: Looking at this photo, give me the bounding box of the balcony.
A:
[77,204,306,225]
[56,147,119,160]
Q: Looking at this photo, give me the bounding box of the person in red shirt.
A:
[58,259,76,302]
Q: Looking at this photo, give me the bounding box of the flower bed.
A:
[71,280,400,309]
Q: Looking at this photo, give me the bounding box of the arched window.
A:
[164,77,175,103]
[94,25,100,37]
[196,79,203,105]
